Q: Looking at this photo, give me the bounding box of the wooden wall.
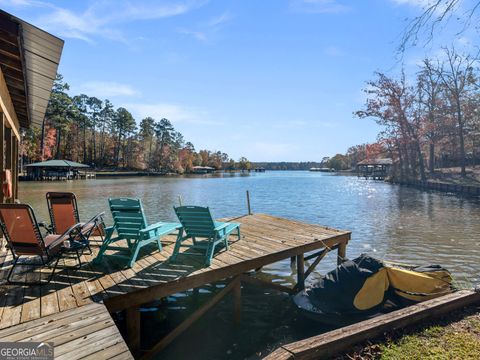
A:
[0,67,21,203]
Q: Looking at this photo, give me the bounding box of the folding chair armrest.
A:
[77,212,105,237]
[85,212,106,227]
[46,222,83,250]
[95,211,106,221]
[38,221,53,234]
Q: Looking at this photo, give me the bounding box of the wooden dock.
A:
[0,302,132,360]
[0,213,351,359]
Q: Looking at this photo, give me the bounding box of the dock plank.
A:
[0,302,133,360]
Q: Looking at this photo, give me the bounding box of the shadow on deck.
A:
[0,213,351,359]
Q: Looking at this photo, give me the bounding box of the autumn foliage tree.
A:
[356,47,480,180]
[21,75,244,174]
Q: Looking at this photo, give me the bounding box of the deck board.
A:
[0,302,133,359]
[0,213,350,358]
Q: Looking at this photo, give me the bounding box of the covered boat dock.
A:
[356,158,393,180]
[24,159,95,180]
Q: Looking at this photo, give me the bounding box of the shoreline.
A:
[19,169,480,199]
[388,179,480,198]
[339,302,480,359]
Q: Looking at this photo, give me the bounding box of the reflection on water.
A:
[19,171,480,282]
[18,171,480,358]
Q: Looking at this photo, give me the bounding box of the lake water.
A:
[18,171,480,359]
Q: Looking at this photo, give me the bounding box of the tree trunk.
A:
[99,122,106,164]
[415,137,426,182]
[429,142,435,174]
[405,120,426,182]
[83,124,87,164]
[91,127,96,165]
[40,120,46,160]
[148,139,153,169]
[55,128,62,159]
[458,119,466,177]
[400,140,410,179]
[115,132,122,167]
[455,99,466,177]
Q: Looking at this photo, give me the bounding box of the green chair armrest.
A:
[140,222,181,234]
[214,222,229,232]
[215,222,240,235]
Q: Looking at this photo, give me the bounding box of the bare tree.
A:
[434,47,479,177]
[356,72,427,181]
[417,59,444,174]
[399,0,480,52]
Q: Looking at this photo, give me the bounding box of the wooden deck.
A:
[0,302,132,360]
[0,213,351,359]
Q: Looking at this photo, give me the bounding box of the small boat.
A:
[293,254,453,326]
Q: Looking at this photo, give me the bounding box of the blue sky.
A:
[1,0,470,161]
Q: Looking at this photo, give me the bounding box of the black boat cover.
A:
[294,254,453,324]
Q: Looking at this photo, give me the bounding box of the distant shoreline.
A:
[94,169,356,177]
[18,168,355,181]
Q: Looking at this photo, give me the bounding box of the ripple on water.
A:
[19,173,480,281]
[18,172,480,359]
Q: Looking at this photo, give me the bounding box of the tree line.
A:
[251,162,323,171]
[324,47,480,178]
[354,47,480,180]
[21,75,251,174]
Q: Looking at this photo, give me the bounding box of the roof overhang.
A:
[357,158,393,166]
[25,159,89,168]
[0,10,63,129]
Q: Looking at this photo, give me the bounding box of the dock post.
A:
[125,305,141,355]
[337,242,347,265]
[246,190,252,215]
[178,195,183,206]
[234,280,241,323]
[296,254,305,290]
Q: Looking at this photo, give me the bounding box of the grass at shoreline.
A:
[338,305,480,359]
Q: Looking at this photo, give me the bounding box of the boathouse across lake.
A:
[24,159,94,180]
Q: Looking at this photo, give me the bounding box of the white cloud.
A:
[4,0,208,43]
[289,0,351,14]
[272,120,309,129]
[177,28,208,42]
[206,12,232,27]
[74,81,141,98]
[324,45,344,56]
[2,0,30,5]
[390,0,457,14]
[124,102,220,125]
[178,11,232,43]
[0,0,48,7]
[390,0,434,7]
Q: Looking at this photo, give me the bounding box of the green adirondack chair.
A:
[170,206,241,266]
[94,198,181,268]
